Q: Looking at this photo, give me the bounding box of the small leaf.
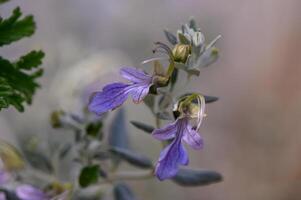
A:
[197,47,219,68]
[189,17,197,31]
[85,121,103,138]
[156,112,173,120]
[177,32,190,45]
[164,30,177,45]
[22,149,53,173]
[143,94,155,112]
[169,68,178,91]
[109,108,129,149]
[110,147,153,169]
[79,165,99,188]
[0,7,35,46]
[172,169,223,186]
[130,121,154,134]
[15,50,45,70]
[203,95,219,104]
[113,183,136,200]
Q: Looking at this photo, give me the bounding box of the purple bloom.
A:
[152,117,204,180]
[16,185,48,200]
[0,170,10,185]
[0,192,6,200]
[89,67,153,115]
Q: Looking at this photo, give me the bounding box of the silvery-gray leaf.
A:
[177,32,190,45]
[109,108,129,149]
[164,30,178,45]
[172,168,223,186]
[143,95,155,112]
[189,18,197,31]
[114,183,136,200]
[130,121,154,134]
[175,62,200,76]
[192,32,205,48]
[156,111,173,120]
[110,147,153,169]
[196,47,219,68]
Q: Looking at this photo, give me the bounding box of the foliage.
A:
[0,4,44,112]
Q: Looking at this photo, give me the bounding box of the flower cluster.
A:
[89,18,220,180]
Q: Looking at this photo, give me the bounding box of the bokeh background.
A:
[1,0,301,199]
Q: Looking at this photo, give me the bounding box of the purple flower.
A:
[89,67,153,115]
[0,170,10,185]
[0,192,6,200]
[152,117,204,180]
[16,185,48,200]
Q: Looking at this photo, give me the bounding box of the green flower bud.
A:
[172,44,191,63]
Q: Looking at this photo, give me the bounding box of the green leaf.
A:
[0,56,43,112]
[130,121,154,134]
[0,0,10,5]
[0,7,35,46]
[110,147,153,169]
[79,165,100,188]
[113,183,136,200]
[15,50,45,70]
[177,32,190,45]
[172,169,223,186]
[85,121,103,138]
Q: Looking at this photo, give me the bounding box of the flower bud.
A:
[172,44,191,63]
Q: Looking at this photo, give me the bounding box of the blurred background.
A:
[1,0,301,199]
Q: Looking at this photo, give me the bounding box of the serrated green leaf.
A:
[113,183,136,200]
[0,56,43,112]
[15,50,45,70]
[79,165,99,188]
[0,7,35,46]
[130,121,154,134]
[110,147,153,169]
[172,169,223,186]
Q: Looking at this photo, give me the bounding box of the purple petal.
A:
[155,138,189,181]
[152,120,177,140]
[183,124,204,150]
[16,185,48,200]
[120,67,152,83]
[0,170,10,185]
[0,192,6,200]
[128,82,152,103]
[88,82,130,115]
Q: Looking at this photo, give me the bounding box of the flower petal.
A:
[152,120,177,140]
[183,124,204,150]
[16,185,48,200]
[120,67,152,83]
[155,138,189,181]
[0,192,6,200]
[88,83,130,115]
[128,83,152,103]
[0,170,10,185]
